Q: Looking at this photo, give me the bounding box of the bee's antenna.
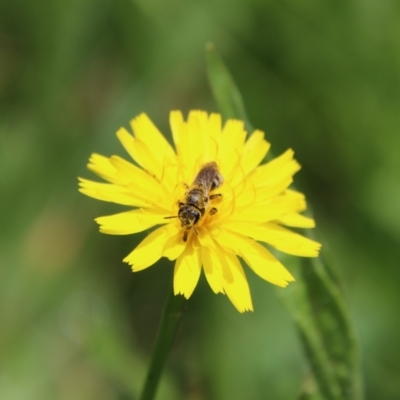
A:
[164,215,178,219]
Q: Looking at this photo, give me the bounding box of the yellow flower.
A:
[79,111,321,312]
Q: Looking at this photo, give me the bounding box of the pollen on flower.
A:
[79,110,321,313]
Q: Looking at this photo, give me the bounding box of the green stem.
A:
[139,286,187,400]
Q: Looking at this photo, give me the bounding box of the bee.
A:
[166,162,224,241]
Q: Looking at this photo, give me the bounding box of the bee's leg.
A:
[210,193,222,200]
[209,207,218,215]
[193,225,198,236]
[183,230,189,242]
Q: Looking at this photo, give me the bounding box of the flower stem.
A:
[139,286,187,400]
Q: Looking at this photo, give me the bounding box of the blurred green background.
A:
[1,0,400,399]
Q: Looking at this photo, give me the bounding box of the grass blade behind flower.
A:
[205,43,363,400]
[205,43,252,132]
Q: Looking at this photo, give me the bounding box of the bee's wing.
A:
[193,163,218,191]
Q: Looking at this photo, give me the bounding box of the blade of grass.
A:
[205,43,252,132]
[205,43,363,400]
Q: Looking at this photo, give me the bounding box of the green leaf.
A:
[297,374,325,400]
[205,45,363,400]
[205,43,252,132]
[278,254,363,400]
[307,253,363,399]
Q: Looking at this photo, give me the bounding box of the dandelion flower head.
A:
[79,111,321,312]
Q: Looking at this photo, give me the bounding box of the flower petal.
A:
[87,153,120,184]
[171,119,195,182]
[228,176,294,214]
[95,209,168,235]
[206,227,253,311]
[218,120,246,178]
[131,114,179,188]
[206,113,222,159]
[109,156,168,193]
[123,226,169,271]
[194,112,221,164]
[130,113,176,162]
[177,111,214,179]
[221,119,246,152]
[211,227,294,287]
[78,178,145,206]
[230,192,307,223]
[116,127,164,181]
[224,222,321,257]
[187,111,208,169]
[197,229,224,294]
[275,213,316,228]
[84,153,174,210]
[219,249,253,313]
[109,156,173,210]
[174,239,202,298]
[241,241,295,287]
[162,223,187,261]
[200,246,224,294]
[170,110,184,150]
[240,130,270,175]
[249,149,301,187]
[250,178,293,203]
